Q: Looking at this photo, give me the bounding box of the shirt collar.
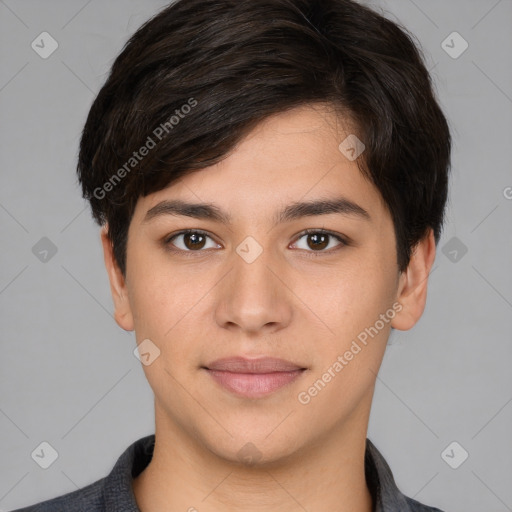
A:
[365,438,415,511]
[102,435,418,512]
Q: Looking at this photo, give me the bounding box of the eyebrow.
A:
[143,197,371,225]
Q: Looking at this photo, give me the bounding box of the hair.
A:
[77,0,451,276]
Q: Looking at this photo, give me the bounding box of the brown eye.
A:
[183,232,206,250]
[306,233,329,250]
[167,230,221,252]
[292,230,345,253]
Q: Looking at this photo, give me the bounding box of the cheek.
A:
[295,265,395,422]
[310,257,396,333]
[126,246,192,336]
[301,254,398,380]
[126,252,213,375]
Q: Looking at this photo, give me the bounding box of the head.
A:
[78,0,450,464]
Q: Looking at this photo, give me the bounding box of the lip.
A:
[203,357,307,398]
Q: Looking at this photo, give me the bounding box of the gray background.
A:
[1,0,511,510]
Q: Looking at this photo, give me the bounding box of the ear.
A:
[100,225,134,331]
[391,229,436,331]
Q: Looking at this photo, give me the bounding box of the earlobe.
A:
[391,229,436,331]
[100,225,135,331]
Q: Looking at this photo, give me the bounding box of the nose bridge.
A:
[234,245,275,296]
[215,238,292,333]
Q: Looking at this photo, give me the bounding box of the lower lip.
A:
[205,369,305,398]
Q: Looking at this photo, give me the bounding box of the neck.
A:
[133,405,373,512]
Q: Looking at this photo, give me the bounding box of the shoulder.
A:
[9,478,105,512]
[9,435,154,512]
[404,495,445,512]
[365,438,445,512]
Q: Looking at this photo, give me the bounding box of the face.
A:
[103,104,433,465]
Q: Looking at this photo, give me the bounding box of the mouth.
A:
[202,357,307,398]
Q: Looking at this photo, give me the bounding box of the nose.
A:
[214,244,293,335]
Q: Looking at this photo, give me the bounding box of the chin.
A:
[197,426,304,469]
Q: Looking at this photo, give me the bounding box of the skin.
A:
[101,104,436,512]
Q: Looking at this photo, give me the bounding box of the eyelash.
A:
[163,228,348,257]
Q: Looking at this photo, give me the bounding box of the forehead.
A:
[131,105,387,225]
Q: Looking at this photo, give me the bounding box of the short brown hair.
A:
[77,0,451,275]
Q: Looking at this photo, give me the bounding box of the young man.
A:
[13,0,450,510]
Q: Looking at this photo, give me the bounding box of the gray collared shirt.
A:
[11,435,444,512]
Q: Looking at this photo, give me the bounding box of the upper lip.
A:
[204,357,306,373]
